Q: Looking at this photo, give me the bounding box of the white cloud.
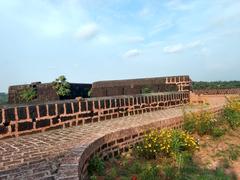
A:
[123,49,141,58]
[163,40,203,54]
[75,23,99,40]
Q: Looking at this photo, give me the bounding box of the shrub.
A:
[136,129,199,159]
[211,127,225,138]
[183,111,218,136]
[52,75,71,97]
[136,129,162,159]
[196,111,214,136]
[87,156,105,176]
[223,100,240,129]
[183,112,196,133]
[20,87,37,102]
[159,129,199,157]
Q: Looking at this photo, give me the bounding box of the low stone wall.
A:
[194,88,240,95]
[55,106,223,180]
[0,92,190,139]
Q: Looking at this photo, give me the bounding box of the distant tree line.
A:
[192,81,240,90]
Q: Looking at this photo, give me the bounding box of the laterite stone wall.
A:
[91,75,192,97]
[0,92,190,139]
[194,88,240,95]
[8,83,92,104]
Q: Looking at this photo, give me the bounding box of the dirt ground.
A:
[194,128,240,179]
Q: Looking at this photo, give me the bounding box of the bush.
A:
[20,87,37,102]
[223,100,240,129]
[183,111,218,136]
[87,156,105,176]
[183,113,196,133]
[159,129,199,157]
[136,129,199,159]
[52,75,71,97]
[136,130,162,159]
[211,127,225,138]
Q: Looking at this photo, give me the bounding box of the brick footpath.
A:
[0,96,227,180]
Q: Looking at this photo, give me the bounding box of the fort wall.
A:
[91,75,191,97]
[0,91,190,139]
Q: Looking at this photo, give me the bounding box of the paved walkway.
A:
[0,96,227,180]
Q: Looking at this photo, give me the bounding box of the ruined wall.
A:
[0,91,190,139]
[8,83,92,104]
[91,75,191,97]
[194,88,240,95]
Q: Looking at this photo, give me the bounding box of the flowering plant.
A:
[136,129,199,159]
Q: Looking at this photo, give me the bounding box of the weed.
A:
[228,146,240,160]
[139,165,159,180]
[129,160,142,174]
[211,127,225,138]
[89,175,97,180]
[88,156,105,176]
[52,75,71,97]
[20,87,37,102]
[108,167,118,179]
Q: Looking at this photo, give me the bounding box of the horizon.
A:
[0,0,240,92]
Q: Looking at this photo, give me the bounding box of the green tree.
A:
[53,75,71,97]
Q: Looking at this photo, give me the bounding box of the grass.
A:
[215,144,240,161]
[90,151,236,180]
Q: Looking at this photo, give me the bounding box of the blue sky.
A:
[0,0,240,92]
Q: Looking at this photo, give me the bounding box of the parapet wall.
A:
[0,91,190,139]
[194,88,240,95]
[91,75,192,97]
[8,83,92,104]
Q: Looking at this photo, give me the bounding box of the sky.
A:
[0,0,240,92]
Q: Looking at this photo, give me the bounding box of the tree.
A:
[53,75,71,97]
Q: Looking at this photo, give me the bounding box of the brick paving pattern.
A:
[0,96,228,180]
